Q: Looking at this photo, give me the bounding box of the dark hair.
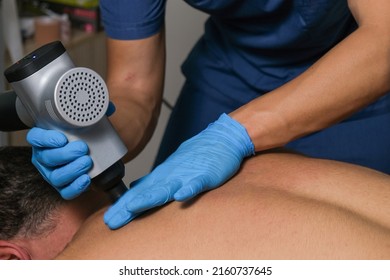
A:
[0,146,63,240]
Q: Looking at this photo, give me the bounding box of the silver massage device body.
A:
[2,41,128,201]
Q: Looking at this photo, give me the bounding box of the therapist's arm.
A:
[105,29,166,162]
[231,0,390,151]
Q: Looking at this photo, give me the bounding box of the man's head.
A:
[0,146,108,259]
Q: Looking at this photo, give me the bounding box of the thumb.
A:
[174,175,209,201]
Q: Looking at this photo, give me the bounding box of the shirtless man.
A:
[0,146,109,260]
[57,151,390,259]
[1,147,389,259]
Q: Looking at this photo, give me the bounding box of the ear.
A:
[0,240,31,260]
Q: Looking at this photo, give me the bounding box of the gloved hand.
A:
[27,128,92,199]
[26,102,117,200]
[104,113,255,229]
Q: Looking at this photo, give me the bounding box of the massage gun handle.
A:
[91,160,128,202]
[0,90,29,131]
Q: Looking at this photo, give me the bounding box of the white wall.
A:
[123,1,208,183]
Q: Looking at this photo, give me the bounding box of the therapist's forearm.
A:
[105,30,166,162]
[231,14,390,151]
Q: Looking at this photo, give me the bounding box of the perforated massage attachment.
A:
[55,67,109,127]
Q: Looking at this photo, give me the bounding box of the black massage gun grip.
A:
[91,160,128,202]
[108,181,128,202]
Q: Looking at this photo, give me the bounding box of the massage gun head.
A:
[4,41,109,130]
[3,41,128,201]
[54,67,109,128]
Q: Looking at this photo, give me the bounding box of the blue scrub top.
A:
[100,0,356,94]
[100,0,390,173]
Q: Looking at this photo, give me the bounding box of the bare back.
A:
[57,152,390,259]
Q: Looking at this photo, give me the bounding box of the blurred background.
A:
[0,0,208,183]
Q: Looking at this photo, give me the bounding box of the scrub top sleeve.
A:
[100,0,166,40]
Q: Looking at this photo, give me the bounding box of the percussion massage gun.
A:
[0,41,128,201]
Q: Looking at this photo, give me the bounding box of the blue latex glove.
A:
[26,102,116,200]
[27,128,92,199]
[104,113,255,229]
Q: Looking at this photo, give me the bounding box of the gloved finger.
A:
[104,208,140,230]
[128,173,154,189]
[125,180,182,213]
[174,175,210,201]
[27,127,68,148]
[106,101,116,117]
[104,191,131,221]
[49,155,93,188]
[104,180,182,226]
[103,190,140,229]
[30,156,53,183]
[34,141,89,167]
[59,174,91,200]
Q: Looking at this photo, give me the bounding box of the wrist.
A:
[213,113,255,158]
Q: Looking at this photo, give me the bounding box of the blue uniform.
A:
[100,0,390,173]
